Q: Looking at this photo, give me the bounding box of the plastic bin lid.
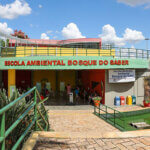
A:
[132,95,136,98]
[115,96,120,99]
[127,95,132,97]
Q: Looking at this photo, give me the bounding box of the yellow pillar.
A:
[8,69,16,97]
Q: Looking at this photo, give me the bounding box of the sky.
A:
[0,0,150,48]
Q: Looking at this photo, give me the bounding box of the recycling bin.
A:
[114,96,120,106]
[132,95,136,105]
[69,92,73,104]
[126,95,132,105]
[120,96,125,105]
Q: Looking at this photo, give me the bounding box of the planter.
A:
[93,100,100,107]
[40,95,44,100]
[92,96,102,107]
[143,100,150,107]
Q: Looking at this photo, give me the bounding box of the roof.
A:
[9,38,101,45]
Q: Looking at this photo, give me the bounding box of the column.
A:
[55,70,58,92]
[0,71,2,84]
[8,69,16,97]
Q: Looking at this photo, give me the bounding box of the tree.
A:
[11,30,29,39]
[0,39,9,47]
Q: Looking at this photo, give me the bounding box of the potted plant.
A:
[143,100,150,107]
[143,77,150,107]
[92,96,102,107]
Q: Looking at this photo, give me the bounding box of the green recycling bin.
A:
[132,95,136,105]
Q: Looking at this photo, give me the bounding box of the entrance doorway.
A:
[32,70,105,105]
[2,69,105,105]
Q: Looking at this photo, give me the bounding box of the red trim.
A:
[9,38,102,47]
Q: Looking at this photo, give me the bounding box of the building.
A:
[0,37,149,106]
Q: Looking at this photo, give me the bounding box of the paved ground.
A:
[33,105,150,150]
[45,105,93,110]
[45,104,145,111]
[47,109,118,133]
[33,137,150,150]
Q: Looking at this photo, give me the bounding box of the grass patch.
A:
[94,108,150,131]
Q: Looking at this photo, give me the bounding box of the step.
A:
[22,130,150,150]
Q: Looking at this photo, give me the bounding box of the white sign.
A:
[69,92,73,103]
[36,82,41,93]
[109,70,135,83]
[60,82,65,91]
[46,82,51,92]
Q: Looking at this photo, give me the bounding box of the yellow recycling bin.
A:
[126,95,132,105]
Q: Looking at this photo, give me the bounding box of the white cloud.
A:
[53,36,58,39]
[0,0,31,19]
[117,0,150,7]
[0,22,13,35]
[123,28,145,43]
[98,24,125,46]
[41,33,49,40]
[62,23,86,39]
[46,30,53,35]
[38,4,42,8]
[98,24,145,46]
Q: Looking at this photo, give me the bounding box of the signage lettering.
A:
[4,60,129,67]
[109,70,135,83]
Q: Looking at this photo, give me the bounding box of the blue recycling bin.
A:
[114,96,120,106]
[132,95,136,105]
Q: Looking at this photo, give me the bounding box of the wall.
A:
[105,69,150,106]
[2,70,8,89]
[58,70,76,90]
[16,70,31,89]
[80,70,105,104]
[33,70,76,91]
[2,70,32,89]
[1,56,148,70]
[0,70,2,86]
[33,70,56,91]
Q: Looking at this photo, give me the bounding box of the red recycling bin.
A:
[120,96,125,105]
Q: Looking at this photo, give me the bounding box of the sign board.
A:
[36,82,41,93]
[109,69,135,83]
[10,85,16,97]
[60,82,65,91]
[46,82,51,91]
[0,56,148,70]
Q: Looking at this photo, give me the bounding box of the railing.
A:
[0,87,49,150]
[0,46,150,59]
[94,104,126,131]
[1,47,116,57]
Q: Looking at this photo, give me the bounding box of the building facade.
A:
[0,38,149,106]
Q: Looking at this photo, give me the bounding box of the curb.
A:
[22,130,150,150]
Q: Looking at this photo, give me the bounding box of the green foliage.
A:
[0,39,9,47]
[92,96,102,101]
[144,77,150,103]
[0,88,50,149]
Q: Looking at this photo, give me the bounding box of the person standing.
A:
[75,87,79,104]
[67,84,71,95]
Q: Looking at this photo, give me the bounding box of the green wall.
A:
[0,56,148,70]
